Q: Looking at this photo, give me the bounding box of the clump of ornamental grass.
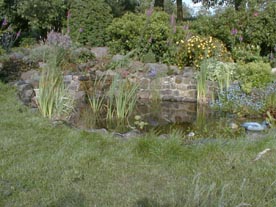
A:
[197,59,208,104]
[37,46,74,120]
[107,75,139,130]
[84,75,106,127]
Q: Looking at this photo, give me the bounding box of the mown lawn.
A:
[1,82,276,207]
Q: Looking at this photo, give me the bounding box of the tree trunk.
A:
[176,0,183,21]
[154,0,164,9]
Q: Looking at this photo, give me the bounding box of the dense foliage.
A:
[107,11,178,62]
[191,2,276,57]
[0,0,66,36]
[68,0,113,46]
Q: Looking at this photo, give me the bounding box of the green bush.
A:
[106,11,179,62]
[191,4,276,57]
[106,12,145,54]
[235,61,273,93]
[19,37,38,48]
[69,0,113,46]
[232,44,263,63]
[69,47,95,64]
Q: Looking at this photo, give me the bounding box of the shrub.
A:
[232,44,263,63]
[19,37,37,48]
[69,0,113,46]
[106,10,180,62]
[106,12,145,55]
[235,61,273,93]
[69,47,95,64]
[176,35,232,69]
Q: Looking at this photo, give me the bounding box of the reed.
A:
[86,76,106,117]
[197,59,208,104]
[107,75,139,128]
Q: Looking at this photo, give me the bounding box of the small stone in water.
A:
[229,122,238,129]
[187,132,195,137]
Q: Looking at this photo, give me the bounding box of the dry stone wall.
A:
[137,68,215,103]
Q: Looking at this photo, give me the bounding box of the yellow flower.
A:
[180,40,184,43]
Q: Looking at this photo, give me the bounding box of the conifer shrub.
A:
[69,0,113,46]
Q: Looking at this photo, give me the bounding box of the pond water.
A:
[70,100,260,138]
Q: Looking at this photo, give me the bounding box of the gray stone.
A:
[20,69,39,81]
[160,90,172,95]
[64,75,73,83]
[17,83,35,106]
[91,47,109,59]
[138,90,150,99]
[112,54,125,62]
[145,63,169,76]
[168,65,181,75]
[139,78,150,90]
[175,76,182,84]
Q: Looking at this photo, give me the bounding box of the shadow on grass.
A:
[50,191,86,207]
[134,197,172,207]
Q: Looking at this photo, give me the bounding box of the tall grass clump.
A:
[84,76,106,126]
[107,75,139,128]
[197,59,208,104]
[37,47,74,120]
[206,59,236,93]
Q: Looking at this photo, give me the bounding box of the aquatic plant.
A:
[107,75,139,128]
[197,59,208,103]
[85,75,106,119]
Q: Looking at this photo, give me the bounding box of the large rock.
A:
[16,81,35,106]
[91,47,109,59]
[145,63,169,77]
[20,69,40,88]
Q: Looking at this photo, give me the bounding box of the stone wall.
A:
[137,68,216,103]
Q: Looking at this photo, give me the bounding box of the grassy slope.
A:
[1,82,276,207]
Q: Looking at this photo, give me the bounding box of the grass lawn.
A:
[1,82,276,207]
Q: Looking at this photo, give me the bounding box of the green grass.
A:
[1,82,276,206]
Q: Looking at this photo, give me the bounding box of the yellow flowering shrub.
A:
[176,35,232,69]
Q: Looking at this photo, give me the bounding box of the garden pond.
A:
[70,100,265,139]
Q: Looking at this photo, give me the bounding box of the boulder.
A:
[145,63,169,77]
[91,47,109,59]
[16,81,35,106]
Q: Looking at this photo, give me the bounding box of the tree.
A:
[176,0,183,21]
[69,0,113,46]
[0,0,67,36]
[154,0,164,9]
[105,0,139,17]
[191,0,266,11]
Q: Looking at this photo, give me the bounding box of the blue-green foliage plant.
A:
[211,81,276,117]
